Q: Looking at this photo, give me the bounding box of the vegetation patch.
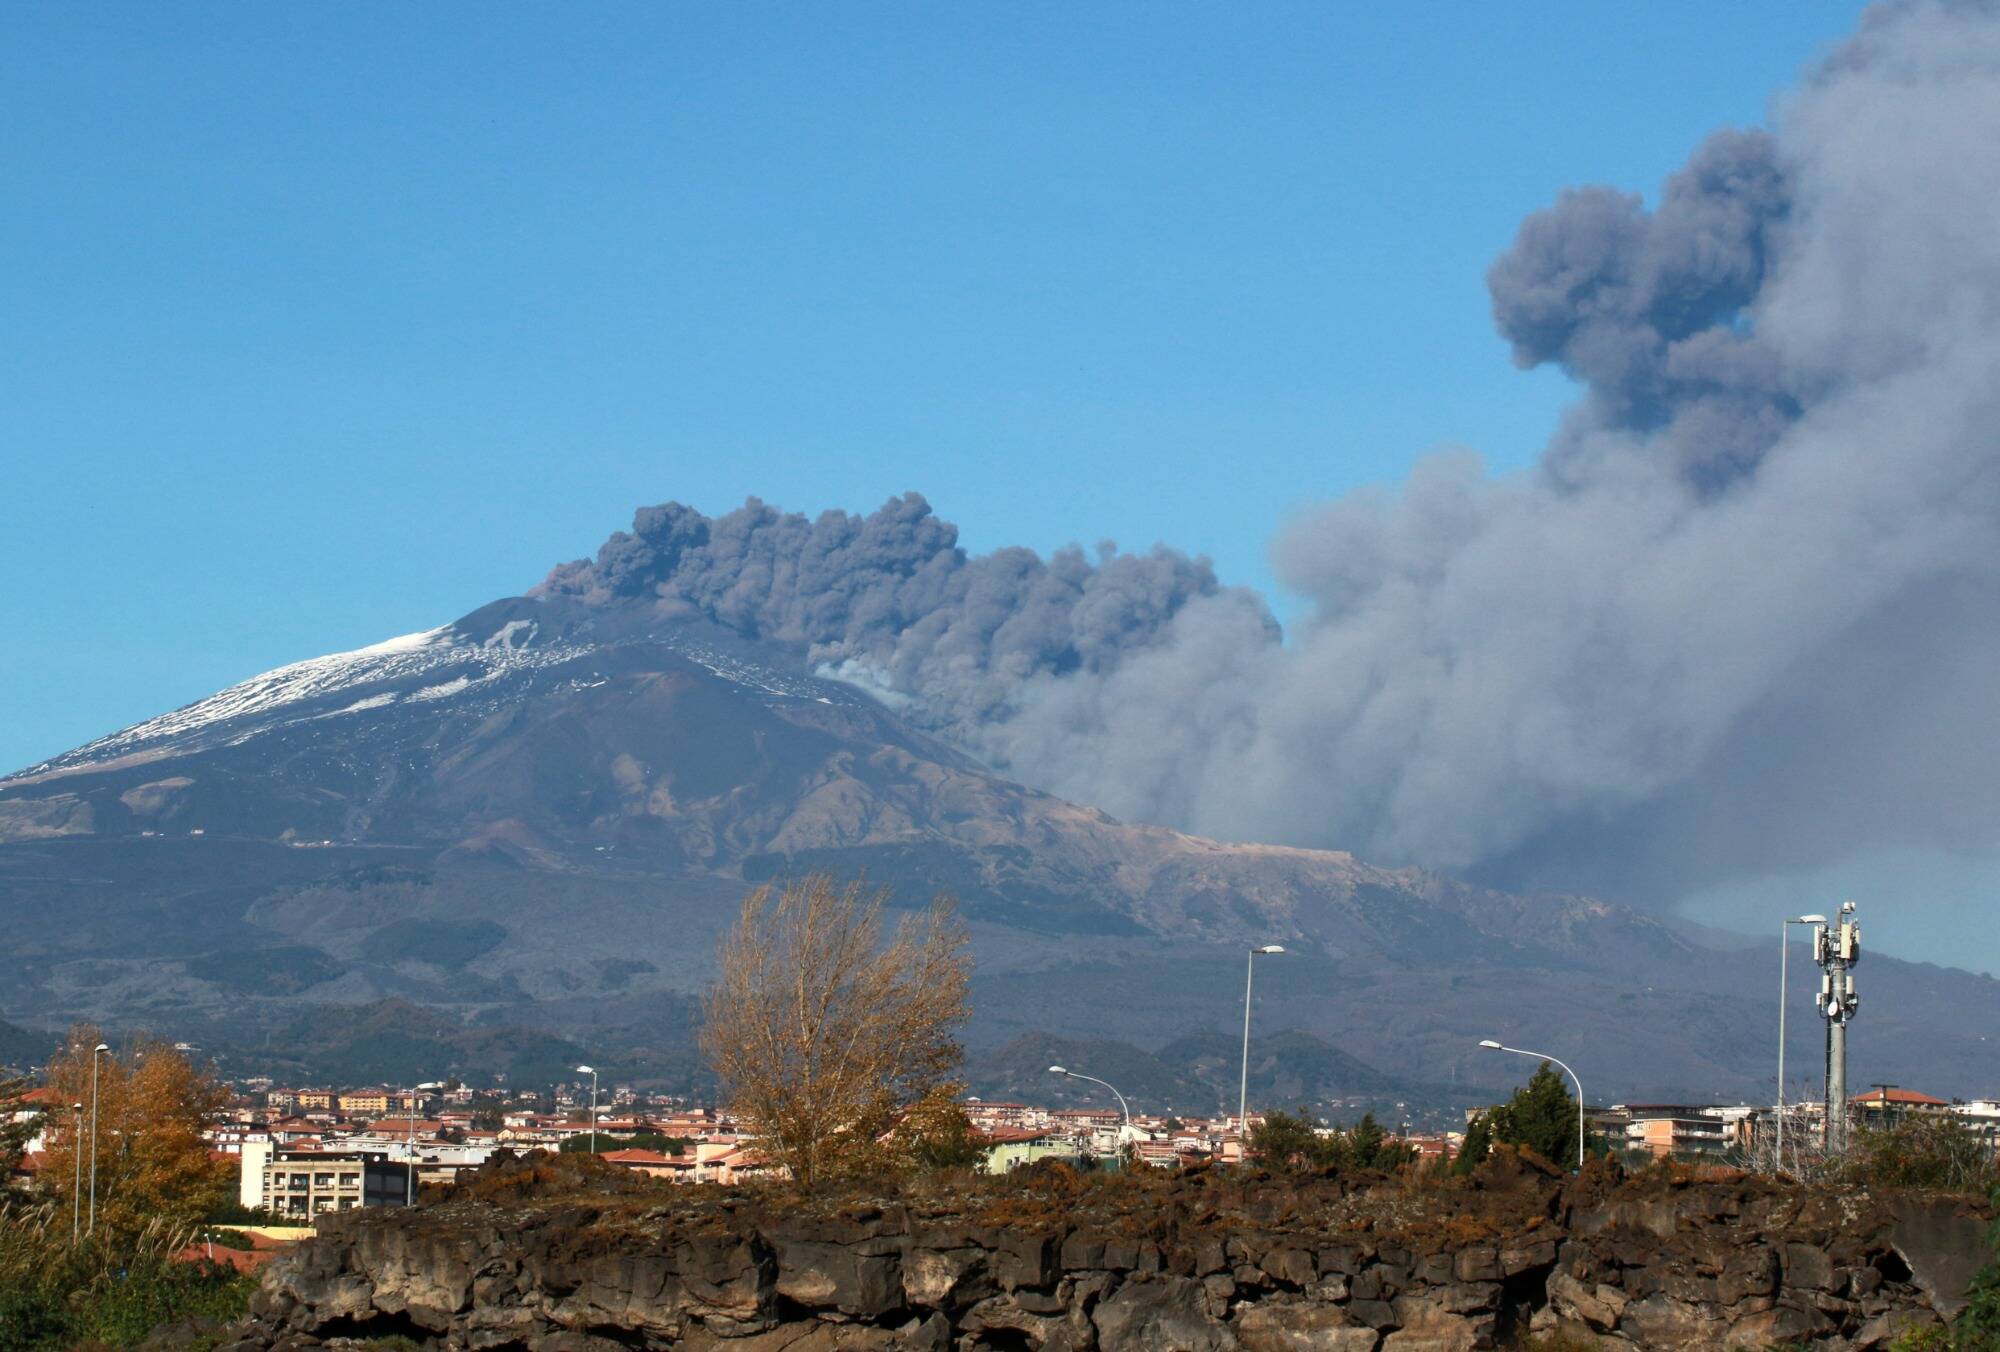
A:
[186,945,346,995]
[361,918,506,969]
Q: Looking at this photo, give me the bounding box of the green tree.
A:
[1248,1109,1415,1173]
[1347,1113,1415,1171]
[1453,1114,1493,1175]
[557,1132,691,1156]
[1247,1108,1340,1170]
[1486,1062,1591,1167]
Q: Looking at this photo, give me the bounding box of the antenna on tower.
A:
[1816,901,1861,1153]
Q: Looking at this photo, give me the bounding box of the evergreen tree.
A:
[1249,1109,1416,1173]
[1453,1113,1492,1175]
[1485,1062,1592,1167]
[1347,1113,1414,1171]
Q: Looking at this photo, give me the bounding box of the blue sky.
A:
[1,2,1867,773]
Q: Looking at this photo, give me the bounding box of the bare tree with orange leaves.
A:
[36,1027,231,1238]
[701,875,969,1188]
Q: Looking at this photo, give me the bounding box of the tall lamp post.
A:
[404,1082,444,1206]
[1238,945,1286,1142]
[1048,1065,1131,1151]
[88,1042,109,1235]
[70,1102,83,1244]
[1777,913,1826,1172]
[1478,1039,1585,1171]
[576,1065,599,1155]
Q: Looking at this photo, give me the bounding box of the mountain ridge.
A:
[5,573,1996,1106]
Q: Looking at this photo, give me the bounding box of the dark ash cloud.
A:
[537,492,1277,737]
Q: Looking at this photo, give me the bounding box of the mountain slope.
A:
[5,586,1996,1106]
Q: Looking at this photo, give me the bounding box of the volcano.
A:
[5,500,1996,1108]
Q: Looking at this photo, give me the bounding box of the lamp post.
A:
[1049,1065,1131,1155]
[1478,1039,1585,1171]
[405,1082,443,1205]
[576,1065,599,1155]
[1778,914,1826,1172]
[88,1042,109,1235]
[1239,945,1286,1143]
[70,1102,83,1244]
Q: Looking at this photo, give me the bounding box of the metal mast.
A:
[1817,901,1861,1154]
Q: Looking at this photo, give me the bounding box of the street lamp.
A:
[1048,1065,1132,1149]
[70,1102,83,1244]
[405,1082,444,1205]
[88,1042,109,1235]
[1239,945,1286,1140]
[1478,1039,1586,1170]
[1778,914,1827,1172]
[576,1066,599,1155]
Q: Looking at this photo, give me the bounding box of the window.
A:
[314,1173,335,1186]
[338,1173,359,1186]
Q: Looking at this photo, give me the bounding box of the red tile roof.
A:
[1854,1087,1948,1106]
[599,1148,688,1167]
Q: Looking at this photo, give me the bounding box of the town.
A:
[13,1065,2000,1228]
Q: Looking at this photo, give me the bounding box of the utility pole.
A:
[70,1102,83,1244]
[1817,902,1861,1154]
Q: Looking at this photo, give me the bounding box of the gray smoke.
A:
[986,0,2000,903]
[549,1,2000,909]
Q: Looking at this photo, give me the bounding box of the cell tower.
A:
[1815,901,1861,1153]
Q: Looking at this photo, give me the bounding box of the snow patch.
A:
[333,693,398,714]
[410,677,474,702]
[21,622,590,776]
[484,619,537,651]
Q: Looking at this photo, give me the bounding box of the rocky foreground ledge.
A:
[214,1150,1990,1351]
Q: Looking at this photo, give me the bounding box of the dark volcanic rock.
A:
[214,1152,1989,1351]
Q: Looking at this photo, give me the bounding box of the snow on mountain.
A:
[3,605,892,788]
[7,625,590,780]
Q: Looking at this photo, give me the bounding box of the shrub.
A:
[0,1200,253,1349]
[1843,1116,1999,1195]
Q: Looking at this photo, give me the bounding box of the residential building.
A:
[242,1144,413,1217]
[1852,1087,1951,1127]
[980,1128,1080,1174]
[1615,1105,1743,1158]
[600,1148,694,1181]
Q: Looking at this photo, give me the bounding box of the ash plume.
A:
[537,493,1278,737]
[550,2,2000,908]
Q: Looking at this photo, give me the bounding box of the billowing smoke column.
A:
[537,492,1278,736]
[547,1,2000,908]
